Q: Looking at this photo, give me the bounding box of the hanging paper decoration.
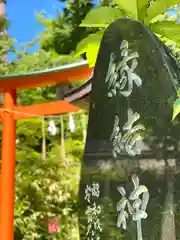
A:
[48,120,57,136]
[69,114,75,132]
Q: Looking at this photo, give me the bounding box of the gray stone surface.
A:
[78,18,180,240]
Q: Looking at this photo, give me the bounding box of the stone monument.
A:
[78,18,180,240]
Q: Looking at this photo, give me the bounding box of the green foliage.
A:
[75,0,180,67]
[74,30,104,66]
[35,12,53,28]
[172,88,180,120]
[16,118,49,156]
[14,154,81,239]
[38,1,95,56]
[10,49,77,74]
[150,20,180,45]
[65,139,84,162]
[80,7,125,28]
[14,113,87,239]
[112,0,140,19]
[13,108,88,239]
[137,0,150,21]
[172,98,180,120]
[0,35,14,74]
[145,0,180,23]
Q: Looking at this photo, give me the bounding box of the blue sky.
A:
[7,0,66,59]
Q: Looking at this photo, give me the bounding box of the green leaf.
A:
[80,7,125,28]
[177,88,180,97]
[35,12,53,27]
[137,0,149,21]
[112,0,138,19]
[150,21,180,46]
[172,98,180,120]
[113,0,148,21]
[145,0,180,23]
[86,44,100,67]
[74,31,104,67]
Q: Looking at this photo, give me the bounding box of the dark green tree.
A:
[37,0,95,56]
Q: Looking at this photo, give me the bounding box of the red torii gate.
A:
[0,61,93,240]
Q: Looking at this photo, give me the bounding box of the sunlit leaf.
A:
[86,44,100,67]
[145,0,180,24]
[113,0,148,21]
[112,0,138,19]
[137,0,149,21]
[74,30,104,66]
[172,98,180,120]
[35,12,53,27]
[80,7,124,28]
[150,21,180,46]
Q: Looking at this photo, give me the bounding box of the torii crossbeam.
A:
[0,60,93,240]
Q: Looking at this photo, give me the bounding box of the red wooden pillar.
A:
[0,89,16,240]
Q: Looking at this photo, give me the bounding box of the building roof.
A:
[0,60,93,91]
